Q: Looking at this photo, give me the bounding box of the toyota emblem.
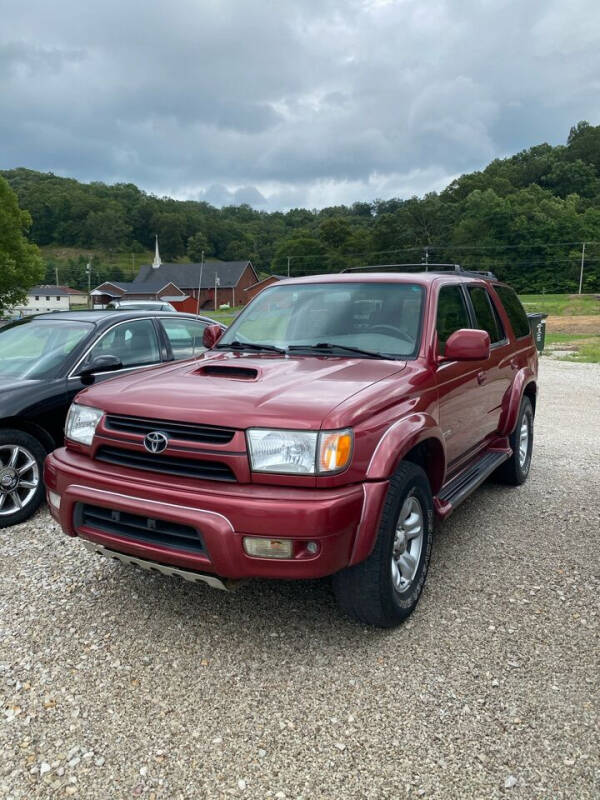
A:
[144,431,169,454]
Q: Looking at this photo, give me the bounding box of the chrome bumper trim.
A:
[81,539,229,591]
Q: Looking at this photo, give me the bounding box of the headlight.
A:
[247,428,353,475]
[65,403,104,446]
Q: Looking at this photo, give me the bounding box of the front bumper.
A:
[45,448,388,580]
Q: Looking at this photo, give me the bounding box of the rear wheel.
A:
[497,396,534,485]
[333,461,433,627]
[0,430,47,528]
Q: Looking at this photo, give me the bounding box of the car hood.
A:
[76,352,408,429]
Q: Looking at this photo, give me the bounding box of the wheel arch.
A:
[366,413,446,494]
[498,369,537,435]
[0,418,56,454]
[523,380,537,417]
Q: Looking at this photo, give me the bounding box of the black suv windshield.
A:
[217,282,425,359]
[0,319,92,379]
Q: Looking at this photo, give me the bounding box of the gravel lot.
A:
[1,359,598,799]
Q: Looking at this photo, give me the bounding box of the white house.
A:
[14,286,72,316]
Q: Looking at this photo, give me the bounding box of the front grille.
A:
[96,445,236,482]
[104,414,235,444]
[76,503,204,552]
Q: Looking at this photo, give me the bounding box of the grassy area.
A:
[519,293,600,316]
[41,246,156,279]
[518,294,600,363]
[206,307,242,325]
[543,331,600,364]
[545,332,596,344]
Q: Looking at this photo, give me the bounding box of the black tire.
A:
[333,461,434,627]
[496,397,534,486]
[0,429,47,529]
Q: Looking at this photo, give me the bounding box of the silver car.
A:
[107,300,177,312]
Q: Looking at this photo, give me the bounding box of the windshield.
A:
[218,282,425,358]
[0,320,92,379]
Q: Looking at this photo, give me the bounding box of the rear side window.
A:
[436,286,471,355]
[161,318,207,359]
[494,285,530,339]
[468,287,505,344]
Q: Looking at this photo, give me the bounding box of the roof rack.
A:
[340,263,497,279]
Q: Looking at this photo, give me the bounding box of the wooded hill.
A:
[3,120,600,293]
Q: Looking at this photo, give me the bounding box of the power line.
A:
[284,241,600,266]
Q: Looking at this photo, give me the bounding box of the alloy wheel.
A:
[0,445,40,516]
[518,416,530,468]
[391,495,424,593]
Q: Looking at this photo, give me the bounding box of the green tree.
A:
[271,236,328,275]
[187,231,212,261]
[0,177,44,313]
[319,218,351,248]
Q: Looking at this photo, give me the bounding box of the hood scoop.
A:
[197,364,259,380]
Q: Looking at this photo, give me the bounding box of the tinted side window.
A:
[494,285,530,338]
[85,320,160,368]
[436,286,471,355]
[468,287,504,344]
[161,318,207,359]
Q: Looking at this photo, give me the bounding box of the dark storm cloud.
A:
[1,0,599,209]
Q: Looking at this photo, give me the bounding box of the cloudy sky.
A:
[2,0,599,209]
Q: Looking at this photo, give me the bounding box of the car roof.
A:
[18,310,214,324]
[275,271,499,287]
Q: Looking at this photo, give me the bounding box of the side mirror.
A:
[79,354,123,379]
[203,324,223,349]
[443,329,490,361]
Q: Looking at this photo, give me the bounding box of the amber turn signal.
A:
[318,429,353,473]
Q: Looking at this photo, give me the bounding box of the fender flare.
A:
[350,414,445,566]
[366,412,446,487]
[497,368,536,436]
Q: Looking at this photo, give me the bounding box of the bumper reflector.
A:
[48,491,61,511]
[243,537,293,559]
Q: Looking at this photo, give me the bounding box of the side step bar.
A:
[81,539,231,591]
[437,450,510,514]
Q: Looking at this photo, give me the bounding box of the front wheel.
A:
[333,461,433,627]
[0,430,47,528]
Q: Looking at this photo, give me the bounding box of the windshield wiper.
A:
[215,339,287,354]
[288,342,388,359]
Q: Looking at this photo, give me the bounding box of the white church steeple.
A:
[152,235,162,269]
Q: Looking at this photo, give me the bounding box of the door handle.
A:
[477,370,487,385]
[510,358,519,371]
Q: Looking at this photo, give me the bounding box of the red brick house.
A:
[91,260,258,312]
[244,275,285,304]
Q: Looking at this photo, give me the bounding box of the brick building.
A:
[243,275,285,304]
[92,260,259,312]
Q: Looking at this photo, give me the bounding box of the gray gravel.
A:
[1,359,599,799]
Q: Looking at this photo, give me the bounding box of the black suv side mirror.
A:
[79,354,123,383]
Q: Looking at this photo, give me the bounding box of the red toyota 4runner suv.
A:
[45,267,538,627]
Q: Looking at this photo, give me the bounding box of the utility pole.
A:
[287,256,291,278]
[86,261,92,308]
[196,251,204,316]
[578,242,586,294]
[423,246,430,269]
[214,274,220,311]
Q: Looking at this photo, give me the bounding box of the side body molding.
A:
[497,367,536,436]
